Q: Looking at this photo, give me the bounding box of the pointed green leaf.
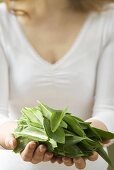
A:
[50,107,67,132]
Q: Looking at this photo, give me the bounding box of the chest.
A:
[8,46,98,115]
[17,15,88,64]
[7,17,102,110]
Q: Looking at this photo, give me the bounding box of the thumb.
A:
[4,134,17,150]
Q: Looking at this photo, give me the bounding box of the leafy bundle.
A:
[13,102,114,166]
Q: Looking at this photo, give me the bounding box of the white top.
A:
[0,3,114,170]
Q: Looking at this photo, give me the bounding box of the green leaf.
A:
[32,109,44,126]
[14,126,48,141]
[71,115,84,122]
[38,102,52,119]
[60,120,68,129]
[65,136,92,146]
[97,147,112,167]
[64,129,76,136]
[48,138,57,148]
[85,126,102,141]
[21,107,43,128]
[50,107,67,132]
[63,115,85,137]
[13,137,32,153]
[13,102,114,167]
[44,117,65,144]
[79,122,91,130]
[63,144,87,158]
[92,127,114,140]
[40,103,63,113]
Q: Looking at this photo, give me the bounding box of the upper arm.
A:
[0,43,9,116]
[92,40,114,132]
[94,41,114,103]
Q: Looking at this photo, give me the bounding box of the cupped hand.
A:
[0,122,53,164]
[20,142,53,164]
[50,151,98,169]
[86,118,111,145]
[50,119,111,169]
[0,121,17,150]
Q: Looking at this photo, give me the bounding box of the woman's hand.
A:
[0,122,54,165]
[20,142,53,164]
[0,119,110,168]
[50,151,98,169]
[0,121,17,150]
[86,118,110,145]
[51,119,110,169]
[21,119,110,166]
[0,122,53,164]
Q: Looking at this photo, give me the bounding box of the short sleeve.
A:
[0,43,10,125]
[92,40,114,133]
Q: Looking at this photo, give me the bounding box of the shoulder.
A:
[91,3,114,46]
[0,3,10,30]
[0,2,6,11]
[100,3,114,24]
[0,3,7,18]
[0,3,11,44]
[100,3,114,41]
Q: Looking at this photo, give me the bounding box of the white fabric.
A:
[0,2,114,170]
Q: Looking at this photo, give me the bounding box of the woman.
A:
[0,0,114,169]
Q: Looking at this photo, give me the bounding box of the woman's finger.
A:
[62,157,74,166]
[20,141,36,162]
[50,156,57,163]
[43,152,53,162]
[102,140,111,145]
[31,144,47,164]
[56,157,63,164]
[73,157,86,169]
[5,134,17,150]
[88,151,98,161]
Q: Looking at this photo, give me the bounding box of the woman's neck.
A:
[13,0,86,26]
[38,0,72,11]
[35,0,77,19]
[31,0,71,18]
[12,0,78,19]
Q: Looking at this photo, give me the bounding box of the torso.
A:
[0,3,114,170]
[17,11,88,64]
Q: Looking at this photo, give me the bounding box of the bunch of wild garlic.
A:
[13,102,114,167]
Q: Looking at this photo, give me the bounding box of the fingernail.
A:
[30,142,36,149]
[9,140,14,147]
[64,158,69,162]
[48,153,53,157]
[40,145,46,152]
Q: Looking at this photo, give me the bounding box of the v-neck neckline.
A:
[10,12,92,68]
